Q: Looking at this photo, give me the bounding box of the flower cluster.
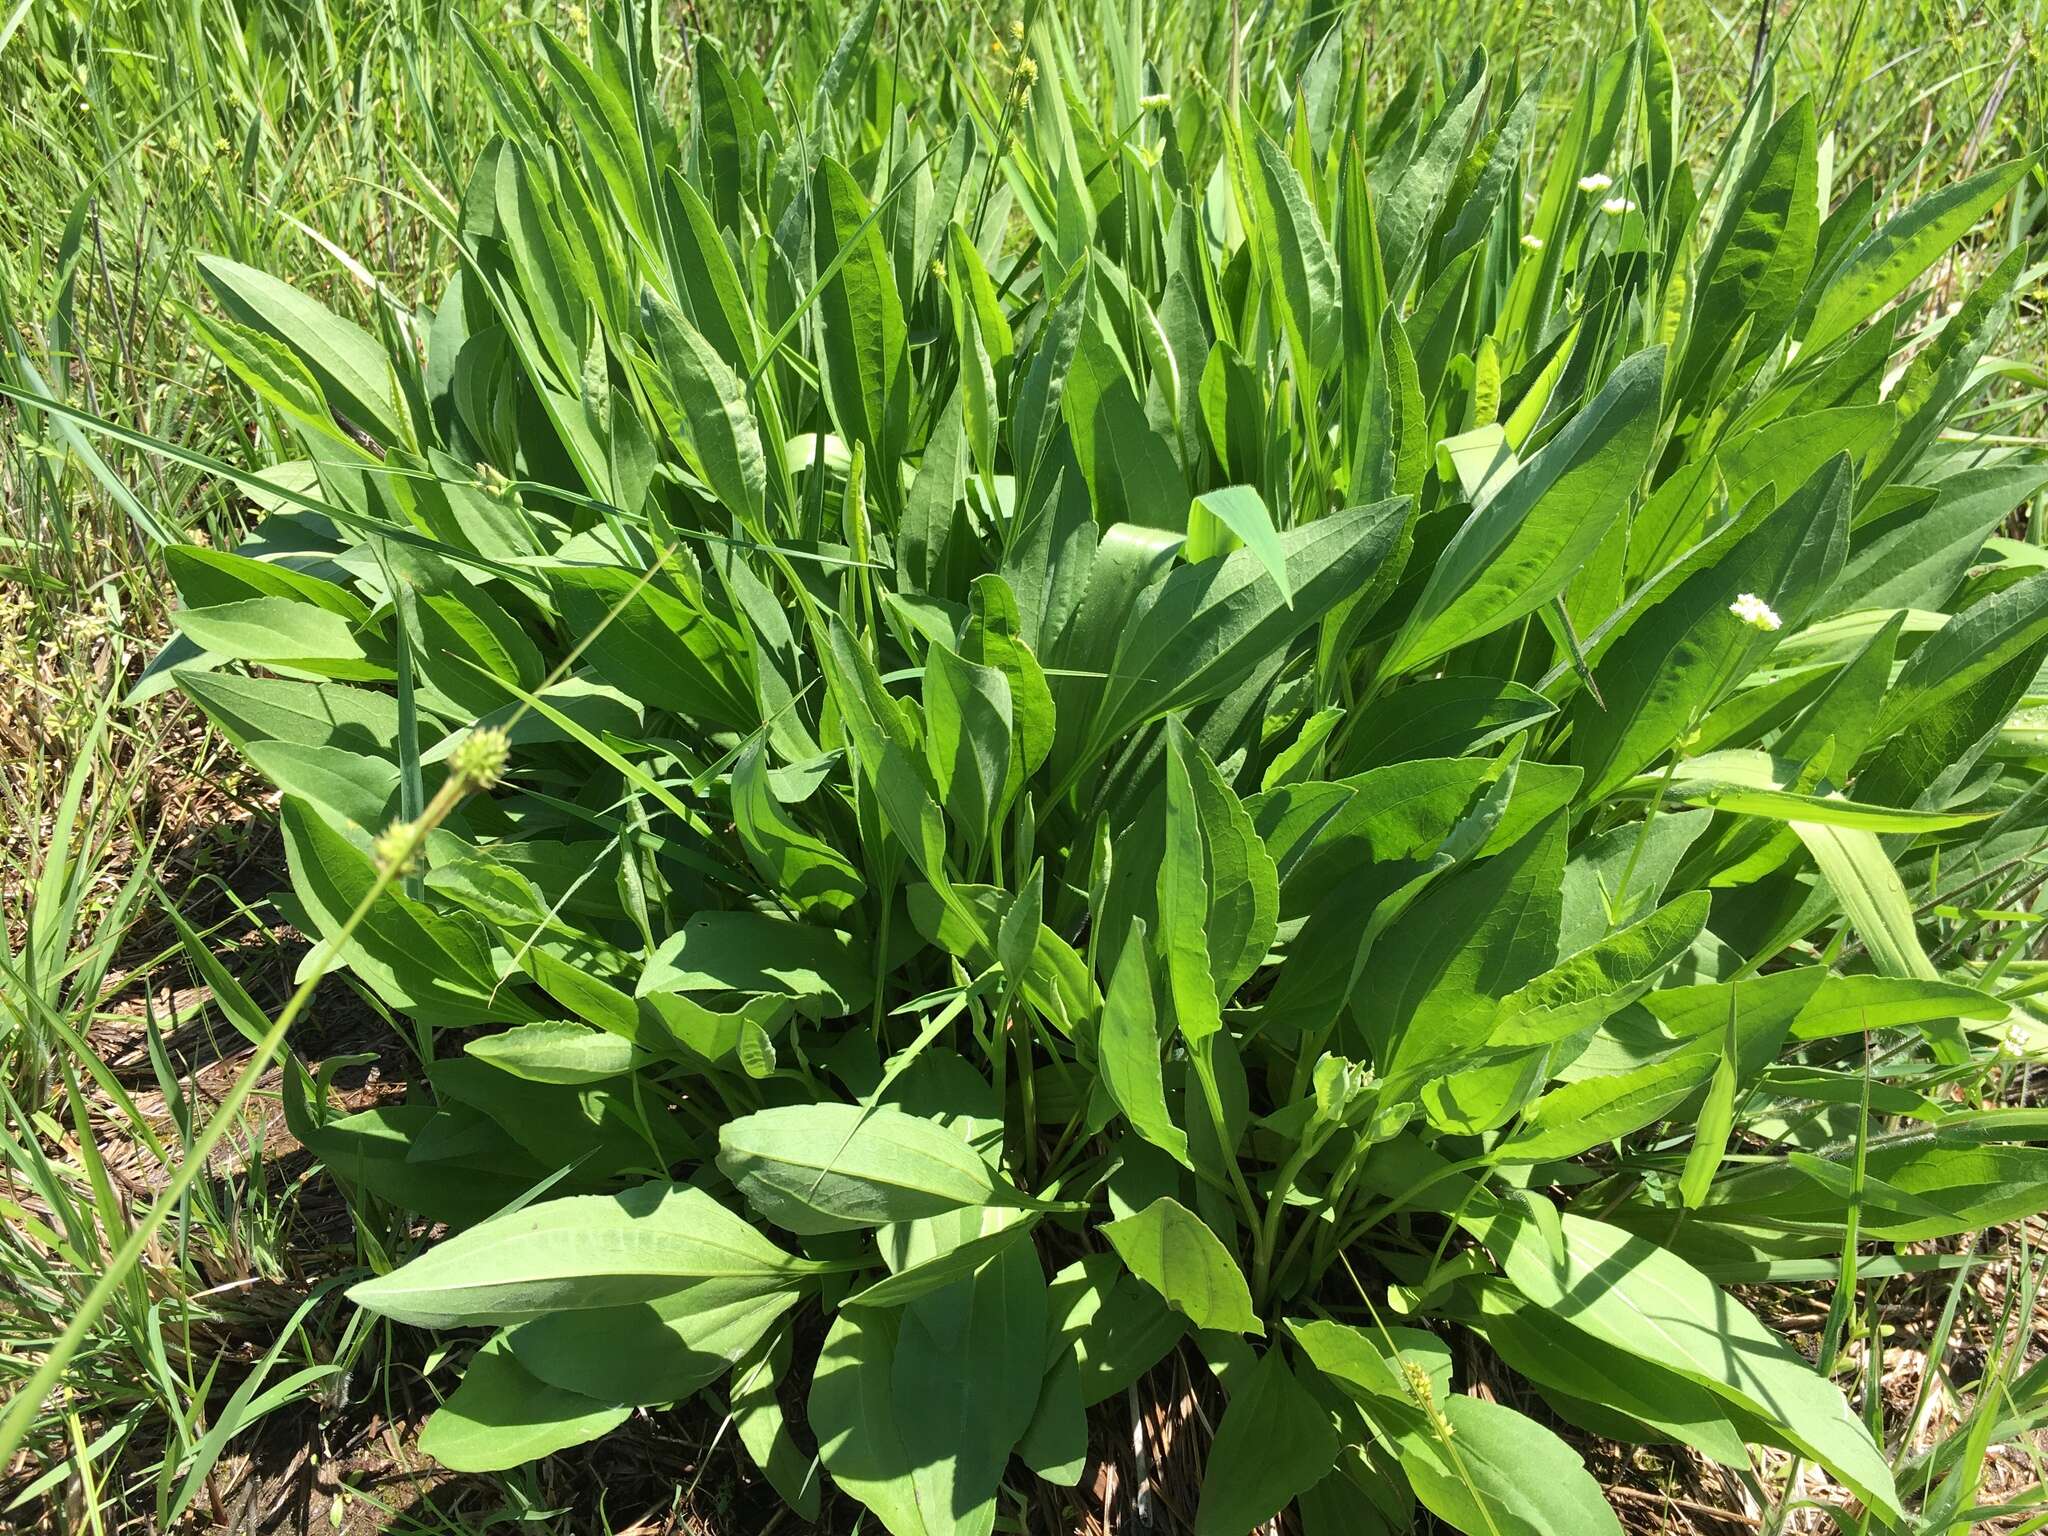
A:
[1729,592,1782,632]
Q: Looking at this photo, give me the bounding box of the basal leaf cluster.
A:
[159,4,2047,1529]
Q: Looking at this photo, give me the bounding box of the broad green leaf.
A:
[640,910,872,1018]
[1500,1054,1717,1162]
[1180,725,1280,1000]
[245,741,398,832]
[813,155,910,474]
[1802,155,2030,357]
[1246,127,1340,379]
[963,575,1056,815]
[1047,1252,1187,1406]
[1556,807,1712,952]
[1872,572,2048,742]
[846,1216,1040,1309]
[732,1327,822,1519]
[1653,750,1989,832]
[347,1182,807,1326]
[1338,676,1556,774]
[464,1021,647,1084]
[1158,718,1222,1042]
[171,597,376,675]
[825,614,959,898]
[1466,1280,1748,1466]
[1488,1212,1902,1519]
[1487,892,1710,1047]
[906,881,1100,1035]
[922,641,1012,856]
[899,387,970,593]
[1288,1318,1445,1405]
[198,254,407,445]
[810,1308,939,1536]
[1702,1133,2048,1243]
[1103,1196,1262,1336]
[1678,1002,1740,1207]
[165,542,368,621]
[1362,811,1566,1080]
[280,797,516,1025]
[640,289,767,528]
[717,1103,1010,1234]
[293,1100,535,1228]
[1098,921,1189,1164]
[1790,975,2004,1041]
[552,564,755,726]
[1823,465,2048,618]
[1186,485,1292,604]
[1790,821,1938,980]
[731,737,867,921]
[1402,1394,1625,1536]
[508,1284,797,1405]
[1386,346,1662,672]
[418,1335,628,1473]
[1677,97,1817,393]
[1093,499,1408,752]
[893,1243,1046,1536]
[178,671,409,758]
[1016,1347,1086,1487]
[1574,452,1851,801]
[1193,1347,1338,1536]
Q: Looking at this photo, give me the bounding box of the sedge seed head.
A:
[373,819,421,878]
[451,726,512,790]
[1400,1359,1434,1405]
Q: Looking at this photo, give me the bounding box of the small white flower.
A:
[1138,91,1173,110]
[1729,592,1782,632]
[1577,171,1613,193]
[1519,233,1544,252]
[1601,196,1637,216]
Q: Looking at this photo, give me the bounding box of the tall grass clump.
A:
[7,0,2048,1530]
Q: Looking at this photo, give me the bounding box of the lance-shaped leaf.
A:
[1676,96,1817,393]
[348,1182,809,1327]
[921,639,1012,857]
[812,155,910,473]
[198,254,407,445]
[1098,920,1190,1164]
[1485,1212,1902,1520]
[641,288,767,528]
[1246,126,1340,380]
[1193,1347,1337,1536]
[717,1102,1015,1234]
[1157,719,1222,1042]
[1103,1196,1262,1336]
[508,1285,799,1406]
[1403,1394,1626,1536]
[1802,155,2031,358]
[1093,498,1407,754]
[1573,452,1851,802]
[731,736,867,921]
[418,1335,629,1474]
[1384,345,1663,673]
[1487,891,1709,1047]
